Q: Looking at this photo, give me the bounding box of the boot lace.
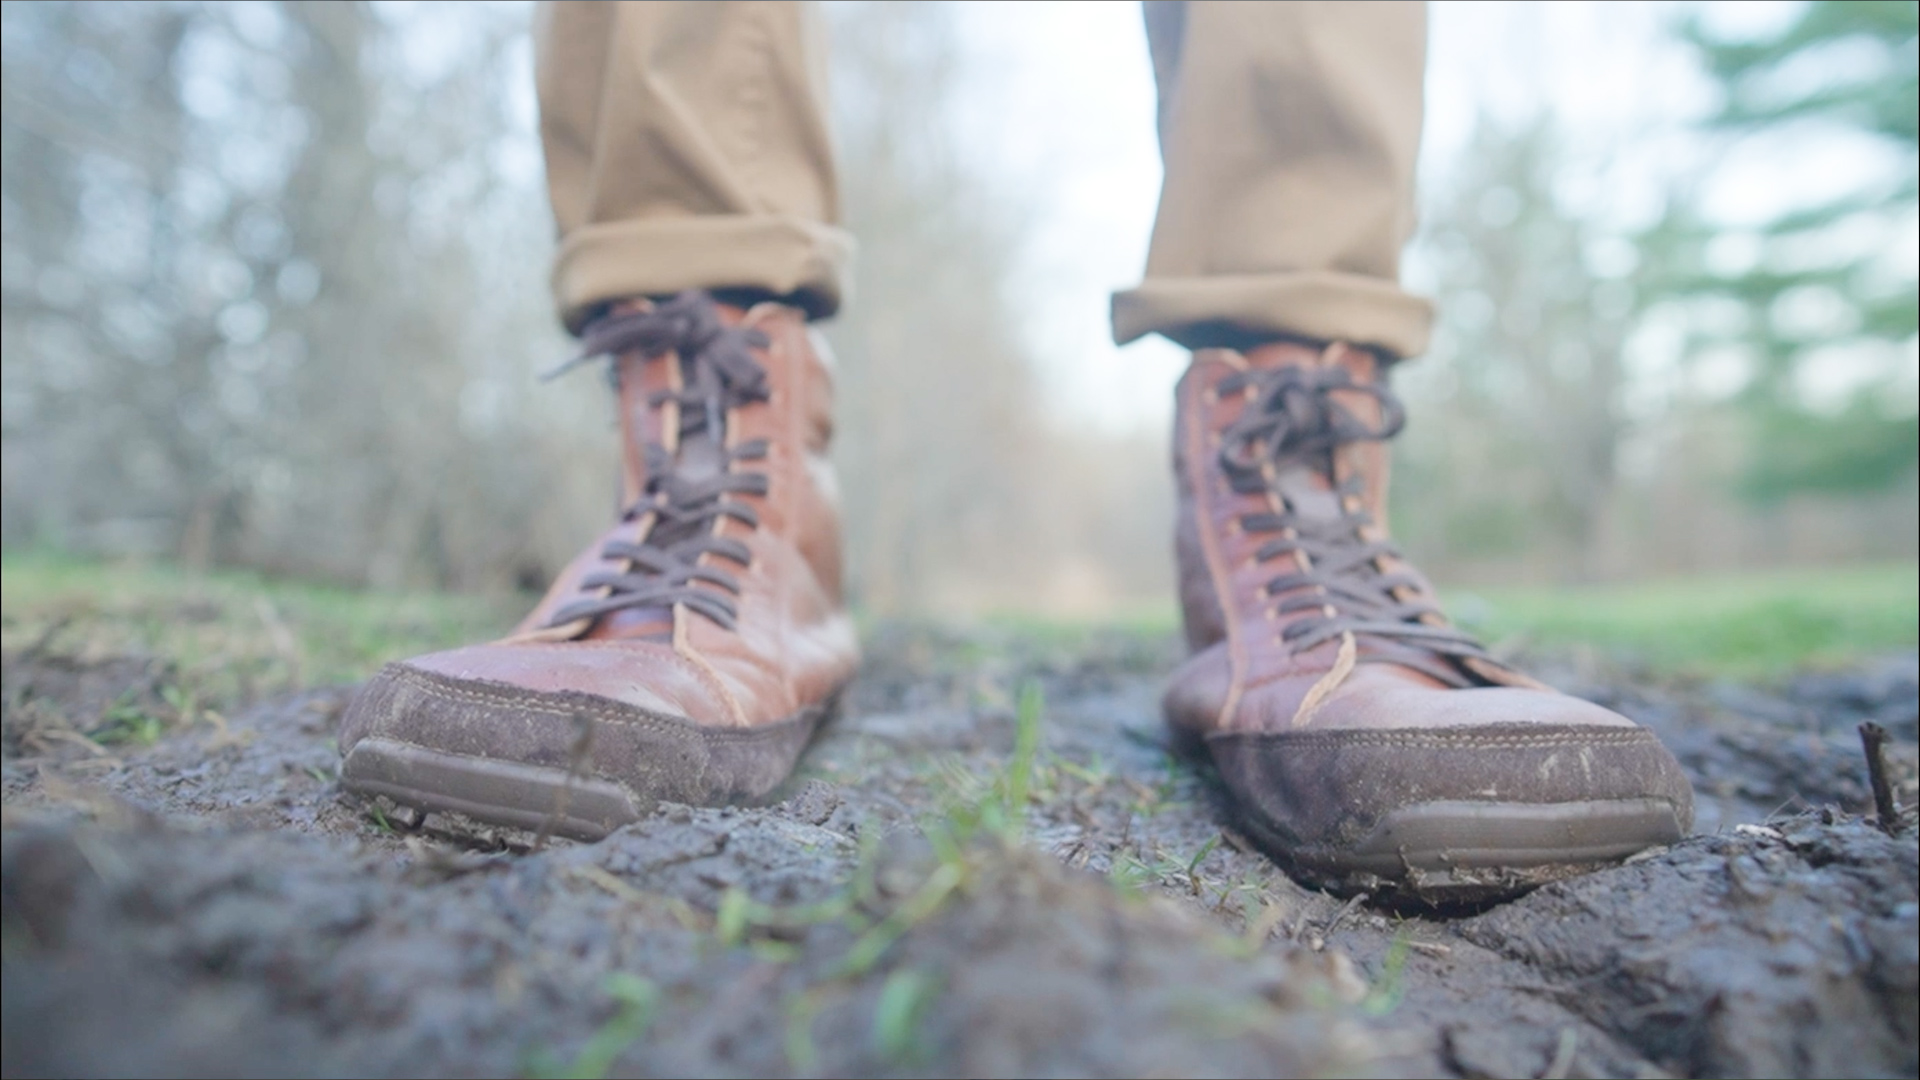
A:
[1216,364,1493,674]
[543,292,771,632]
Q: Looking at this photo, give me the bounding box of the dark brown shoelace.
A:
[543,292,770,632]
[1216,364,1494,678]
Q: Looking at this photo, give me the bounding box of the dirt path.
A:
[4,629,1916,1078]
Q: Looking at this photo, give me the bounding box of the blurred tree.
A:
[1399,119,1642,580]
[823,0,1052,614]
[2,1,205,556]
[2,1,599,591]
[1651,0,1918,500]
[8,1,1911,602]
[823,0,1175,616]
[4,0,1174,614]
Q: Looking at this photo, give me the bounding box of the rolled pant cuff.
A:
[552,214,854,333]
[1111,271,1433,359]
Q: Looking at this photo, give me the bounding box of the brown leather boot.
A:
[1167,340,1693,903]
[339,292,859,839]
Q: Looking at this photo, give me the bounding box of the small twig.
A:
[22,614,75,661]
[1761,793,1807,823]
[572,862,647,903]
[33,729,115,758]
[1321,891,1370,938]
[1242,899,1290,950]
[1217,826,1255,854]
[404,837,502,878]
[1859,722,1902,835]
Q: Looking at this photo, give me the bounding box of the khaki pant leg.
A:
[537,0,849,331]
[1114,1,1433,358]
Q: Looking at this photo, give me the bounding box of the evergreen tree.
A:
[1652,0,1918,500]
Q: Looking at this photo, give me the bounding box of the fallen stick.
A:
[1858,722,1901,835]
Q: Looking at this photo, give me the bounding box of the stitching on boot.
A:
[385,663,793,741]
[1216,728,1656,750]
[673,616,752,728]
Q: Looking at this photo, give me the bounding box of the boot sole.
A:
[340,696,836,842]
[1234,796,1684,905]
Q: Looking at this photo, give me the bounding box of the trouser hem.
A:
[553,214,854,332]
[1112,271,1433,358]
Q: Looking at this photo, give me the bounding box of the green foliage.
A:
[8,550,1913,703]
[1,549,519,711]
[366,805,395,835]
[1454,563,1918,677]
[1401,118,1645,570]
[1652,0,1919,500]
[782,989,825,1075]
[1107,835,1227,898]
[1360,931,1413,1017]
[92,698,166,746]
[690,687,1056,1069]
[1686,0,1918,144]
[837,863,965,978]
[922,679,1046,857]
[1744,400,1920,499]
[871,968,939,1065]
[1001,680,1044,828]
[525,974,659,1080]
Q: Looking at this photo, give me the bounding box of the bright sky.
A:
[943,0,1909,435]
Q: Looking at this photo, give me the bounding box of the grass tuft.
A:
[871,968,939,1064]
[1450,563,1917,678]
[526,973,659,1080]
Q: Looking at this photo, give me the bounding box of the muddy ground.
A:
[3,627,1916,1078]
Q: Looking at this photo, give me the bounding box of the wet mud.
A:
[3,630,1916,1078]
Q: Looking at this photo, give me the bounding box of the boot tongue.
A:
[1273,467,1343,522]
[672,430,727,487]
